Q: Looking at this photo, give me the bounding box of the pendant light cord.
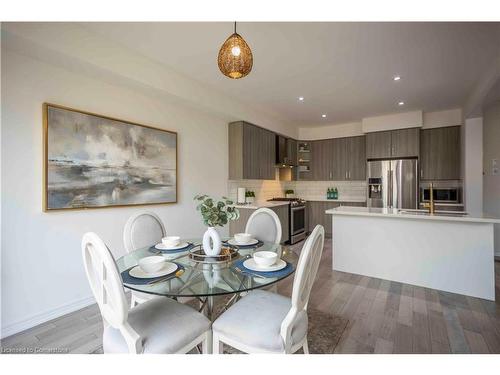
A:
[234,21,237,34]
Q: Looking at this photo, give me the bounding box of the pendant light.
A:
[217,22,253,79]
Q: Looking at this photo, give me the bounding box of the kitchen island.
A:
[325,206,500,300]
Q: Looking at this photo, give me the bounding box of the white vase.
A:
[203,226,222,256]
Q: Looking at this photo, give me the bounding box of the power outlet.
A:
[493,159,499,176]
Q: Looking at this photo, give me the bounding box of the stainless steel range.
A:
[268,198,306,244]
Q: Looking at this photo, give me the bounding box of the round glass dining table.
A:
[116,239,298,321]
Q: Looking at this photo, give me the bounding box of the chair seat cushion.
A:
[103,297,210,353]
[212,290,308,352]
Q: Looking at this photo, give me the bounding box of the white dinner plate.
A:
[154,242,190,251]
[129,262,178,279]
[227,238,259,246]
[243,258,287,272]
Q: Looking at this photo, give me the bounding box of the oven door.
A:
[291,206,306,235]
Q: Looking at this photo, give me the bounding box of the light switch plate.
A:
[493,159,499,176]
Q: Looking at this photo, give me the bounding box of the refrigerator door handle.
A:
[387,169,392,208]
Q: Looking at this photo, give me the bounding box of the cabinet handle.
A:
[329,171,332,179]
[348,171,351,179]
[420,169,423,178]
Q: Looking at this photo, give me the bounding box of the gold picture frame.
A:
[43,103,178,211]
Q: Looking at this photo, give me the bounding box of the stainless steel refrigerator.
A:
[367,159,418,209]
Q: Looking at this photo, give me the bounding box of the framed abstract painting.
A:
[43,103,177,211]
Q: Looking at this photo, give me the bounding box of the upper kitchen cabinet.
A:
[391,128,420,158]
[366,128,419,159]
[307,136,366,181]
[345,136,366,180]
[287,138,298,166]
[228,121,276,180]
[311,139,332,181]
[420,126,461,180]
[366,130,392,159]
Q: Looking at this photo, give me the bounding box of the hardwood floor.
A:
[2,239,500,354]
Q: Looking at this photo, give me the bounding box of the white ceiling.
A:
[81,22,500,127]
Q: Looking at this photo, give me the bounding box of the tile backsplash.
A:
[228,178,367,202]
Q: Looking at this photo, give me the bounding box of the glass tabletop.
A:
[116,238,298,298]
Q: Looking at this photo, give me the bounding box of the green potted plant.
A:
[245,190,255,204]
[194,195,240,256]
[285,189,295,198]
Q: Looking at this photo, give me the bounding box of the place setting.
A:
[149,235,195,255]
[121,255,185,286]
[232,250,294,282]
[223,232,264,249]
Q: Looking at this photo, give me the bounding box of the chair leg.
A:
[302,338,309,354]
[202,331,212,354]
[212,333,223,354]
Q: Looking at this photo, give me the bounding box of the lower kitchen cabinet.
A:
[307,201,366,237]
[229,205,289,244]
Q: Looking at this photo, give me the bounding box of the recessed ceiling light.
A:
[398,101,405,106]
[321,114,327,118]
[298,96,304,101]
[393,75,401,81]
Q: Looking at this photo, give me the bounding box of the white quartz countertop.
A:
[325,206,500,224]
[232,201,290,210]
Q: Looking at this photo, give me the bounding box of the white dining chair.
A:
[211,224,325,354]
[123,212,166,307]
[245,207,282,245]
[82,232,211,354]
[123,211,166,253]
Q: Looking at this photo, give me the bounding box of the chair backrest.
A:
[280,225,325,351]
[82,232,128,328]
[82,232,142,353]
[245,208,282,244]
[123,212,166,253]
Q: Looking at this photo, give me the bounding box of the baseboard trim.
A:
[1,295,96,339]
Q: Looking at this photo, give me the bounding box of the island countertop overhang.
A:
[325,206,500,224]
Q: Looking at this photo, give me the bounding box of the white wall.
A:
[1,49,234,337]
[482,102,500,257]
[463,118,483,215]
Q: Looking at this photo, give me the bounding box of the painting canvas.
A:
[44,104,177,210]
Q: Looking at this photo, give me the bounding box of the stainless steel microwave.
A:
[421,187,459,203]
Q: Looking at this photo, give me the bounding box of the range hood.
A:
[275,135,294,168]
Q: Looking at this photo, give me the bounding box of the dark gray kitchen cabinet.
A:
[287,138,298,166]
[311,139,332,181]
[366,128,419,159]
[391,127,420,158]
[228,121,276,180]
[366,131,392,159]
[345,136,366,180]
[260,128,276,180]
[331,138,346,180]
[308,136,365,181]
[420,126,461,180]
[307,201,366,237]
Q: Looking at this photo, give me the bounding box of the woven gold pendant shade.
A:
[218,22,253,79]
